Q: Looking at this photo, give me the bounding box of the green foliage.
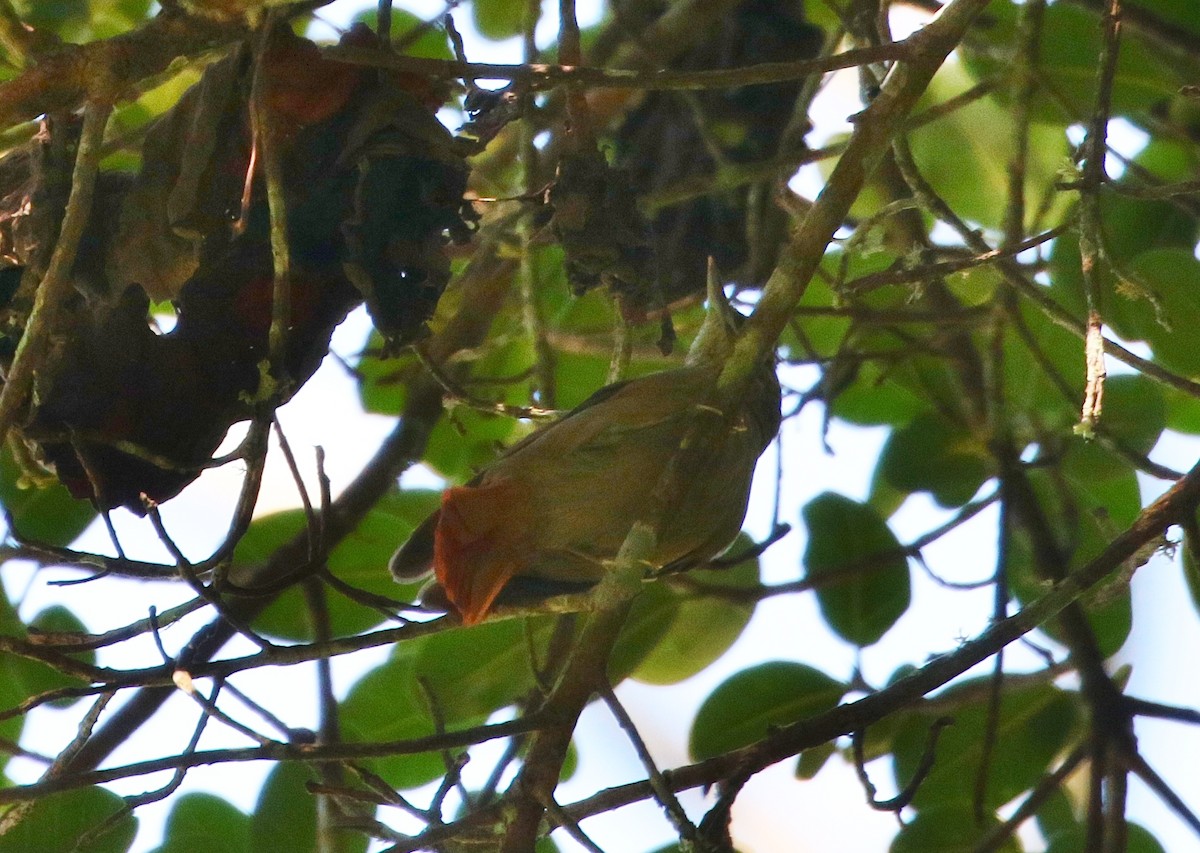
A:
[150,794,250,853]
[471,0,527,40]
[240,490,440,640]
[340,648,447,790]
[627,537,760,685]
[802,493,911,647]
[251,763,367,853]
[689,662,845,760]
[1044,823,1166,853]
[0,787,137,853]
[0,445,96,546]
[876,411,991,507]
[890,679,1078,813]
[890,804,1020,853]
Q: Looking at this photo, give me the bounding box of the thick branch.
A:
[727,0,993,393]
[0,12,245,131]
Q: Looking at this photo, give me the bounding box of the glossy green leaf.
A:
[472,0,526,41]
[243,490,439,640]
[828,359,928,427]
[802,492,911,647]
[357,332,417,415]
[16,605,95,706]
[1034,787,1077,844]
[251,763,367,853]
[149,794,250,853]
[961,0,1187,117]
[876,412,991,508]
[0,445,96,546]
[831,354,963,430]
[1049,193,1198,348]
[1122,249,1200,377]
[629,538,760,685]
[794,741,835,780]
[413,615,557,723]
[1046,822,1166,853]
[0,598,94,749]
[1093,374,1166,458]
[353,9,454,59]
[889,803,1019,853]
[689,662,845,760]
[1007,461,1136,657]
[1059,377,1165,487]
[0,786,137,853]
[1183,523,1200,621]
[909,63,1070,231]
[1163,386,1200,435]
[423,404,521,484]
[340,647,447,791]
[892,680,1078,813]
[609,581,678,684]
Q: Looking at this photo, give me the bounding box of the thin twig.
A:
[598,682,697,841]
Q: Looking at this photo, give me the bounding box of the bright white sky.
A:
[6,3,1200,852]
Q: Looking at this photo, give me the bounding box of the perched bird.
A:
[390,269,781,625]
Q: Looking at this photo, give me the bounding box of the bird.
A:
[390,265,781,626]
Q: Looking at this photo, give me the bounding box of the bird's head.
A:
[686,258,745,369]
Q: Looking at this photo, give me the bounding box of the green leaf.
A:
[908,63,1071,231]
[608,581,678,684]
[353,9,453,59]
[251,763,367,853]
[961,1,1187,118]
[1034,788,1079,848]
[802,493,911,647]
[1061,379,1164,487]
[876,412,991,508]
[1046,822,1166,853]
[560,739,578,782]
[0,786,137,853]
[472,0,526,41]
[629,540,760,685]
[340,648,446,791]
[1094,374,1166,458]
[689,662,845,760]
[16,605,96,707]
[357,332,416,415]
[413,615,557,723]
[423,404,520,484]
[892,680,1078,813]
[1121,249,1200,377]
[1049,198,1198,347]
[794,741,835,780]
[0,444,96,546]
[150,794,250,853]
[890,803,1019,853]
[243,490,439,640]
[830,354,963,430]
[1182,523,1200,622]
[1007,462,1136,657]
[1163,385,1200,435]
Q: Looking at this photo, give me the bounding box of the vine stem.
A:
[0,99,112,444]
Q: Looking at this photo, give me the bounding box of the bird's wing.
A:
[388,509,438,580]
[495,366,716,466]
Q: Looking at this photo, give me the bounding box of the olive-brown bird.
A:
[390,271,781,625]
